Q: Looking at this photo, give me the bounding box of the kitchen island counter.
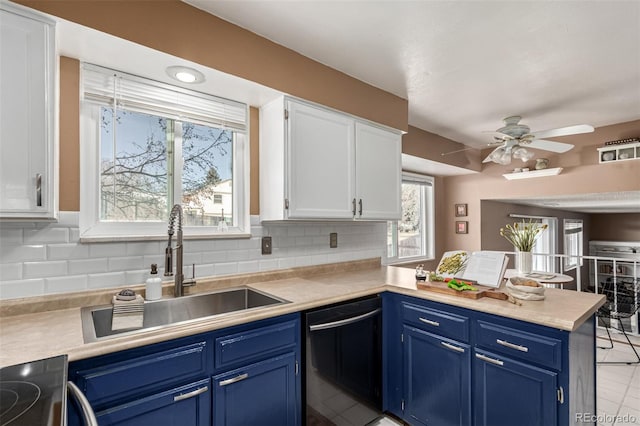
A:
[0,259,605,367]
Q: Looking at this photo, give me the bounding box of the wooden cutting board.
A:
[417,281,508,300]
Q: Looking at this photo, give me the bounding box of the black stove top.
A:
[0,355,67,426]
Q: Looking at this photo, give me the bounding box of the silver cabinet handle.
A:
[358,198,363,216]
[67,381,98,426]
[441,341,465,353]
[309,308,381,331]
[419,317,440,327]
[173,385,208,402]
[219,373,249,387]
[475,353,504,366]
[496,339,529,352]
[35,173,42,207]
[352,198,357,216]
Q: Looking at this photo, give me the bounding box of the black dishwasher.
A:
[303,295,382,425]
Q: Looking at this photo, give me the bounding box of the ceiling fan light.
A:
[512,146,526,159]
[521,150,535,162]
[499,151,512,165]
[489,147,505,162]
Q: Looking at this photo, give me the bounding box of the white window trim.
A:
[79,79,250,242]
[509,213,558,273]
[563,219,584,271]
[385,172,435,265]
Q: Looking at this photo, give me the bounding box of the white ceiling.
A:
[185,0,640,149]
[496,191,640,214]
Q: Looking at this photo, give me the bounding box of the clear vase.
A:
[515,251,533,275]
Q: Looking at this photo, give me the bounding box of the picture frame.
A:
[455,203,467,217]
[456,221,468,234]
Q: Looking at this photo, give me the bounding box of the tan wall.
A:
[59,57,80,211]
[443,120,640,252]
[403,125,482,171]
[589,213,640,242]
[17,0,407,132]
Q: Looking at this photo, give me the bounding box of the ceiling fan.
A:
[482,116,594,165]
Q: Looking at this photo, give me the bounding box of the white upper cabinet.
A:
[355,122,402,220]
[0,4,57,220]
[260,96,401,221]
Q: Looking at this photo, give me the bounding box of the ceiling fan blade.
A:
[529,124,594,139]
[482,146,501,163]
[482,130,514,140]
[527,139,575,153]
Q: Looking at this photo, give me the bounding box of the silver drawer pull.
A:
[419,317,440,327]
[173,386,208,402]
[219,373,249,387]
[496,339,529,352]
[35,174,42,207]
[476,353,504,366]
[441,341,465,353]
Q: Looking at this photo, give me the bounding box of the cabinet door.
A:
[403,325,471,426]
[85,379,210,426]
[355,122,401,220]
[0,7,55,218]
[474,349,558,426]
[214,352,299,426]
[286,100,355,219]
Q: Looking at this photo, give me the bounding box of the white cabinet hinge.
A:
[295,360,299,376]
[284,108,289,120]
[557,386,564,404]
[285,199,289,209]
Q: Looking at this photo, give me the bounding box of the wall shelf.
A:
[502,167,563,180]
[597,141,640,163]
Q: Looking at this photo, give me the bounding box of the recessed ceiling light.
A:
[166,66,205,84]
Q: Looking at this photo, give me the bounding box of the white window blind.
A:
[82,64,247,131]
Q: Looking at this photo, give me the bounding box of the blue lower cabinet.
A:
[94,378,211,426]
[213,351,299,426]
[473,349,558,426]
[403,325,471,426]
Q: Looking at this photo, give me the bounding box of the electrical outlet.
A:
[262,236,272,255]
[330,232,338,248]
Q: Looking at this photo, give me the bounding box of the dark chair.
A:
[596,278,640,365]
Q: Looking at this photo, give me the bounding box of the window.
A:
[510,214,557,272]
[386,172,434,263]
[563,219,583,271]
[80,64,249,240]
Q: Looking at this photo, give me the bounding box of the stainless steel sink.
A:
[81,287,289,342]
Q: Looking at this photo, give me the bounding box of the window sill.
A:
[80,232,252,243]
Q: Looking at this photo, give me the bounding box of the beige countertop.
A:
[0,261,605,368]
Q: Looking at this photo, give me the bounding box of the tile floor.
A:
[596,328,640,426]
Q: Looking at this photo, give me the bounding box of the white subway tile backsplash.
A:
[24,227,69,244]
[109,256,145,272]
[89,243,128,258]
[45,275,88,294]
[0,278,45,298]
[0,245,46,264]
[214,262,238,276]
[0,263,22,280]
[69,258,108,275]
[24,260,68,279]
[47,243,90,261]
[0,228,23,244]
[88,272,126,289]
[0,215,385,299]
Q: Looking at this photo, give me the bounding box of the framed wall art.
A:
[456,221,468,234]
[455,203,467,217]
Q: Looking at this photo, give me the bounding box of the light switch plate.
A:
[330,232,338,248]
[262,236,272,255]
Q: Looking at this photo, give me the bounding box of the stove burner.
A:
[0,381,41,426]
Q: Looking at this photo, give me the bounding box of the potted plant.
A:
[500,220,548,274]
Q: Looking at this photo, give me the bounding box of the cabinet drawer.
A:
[475,320,562,370]
[74,341,208,408]
[402,302,469,343]
[215,319,298,370]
